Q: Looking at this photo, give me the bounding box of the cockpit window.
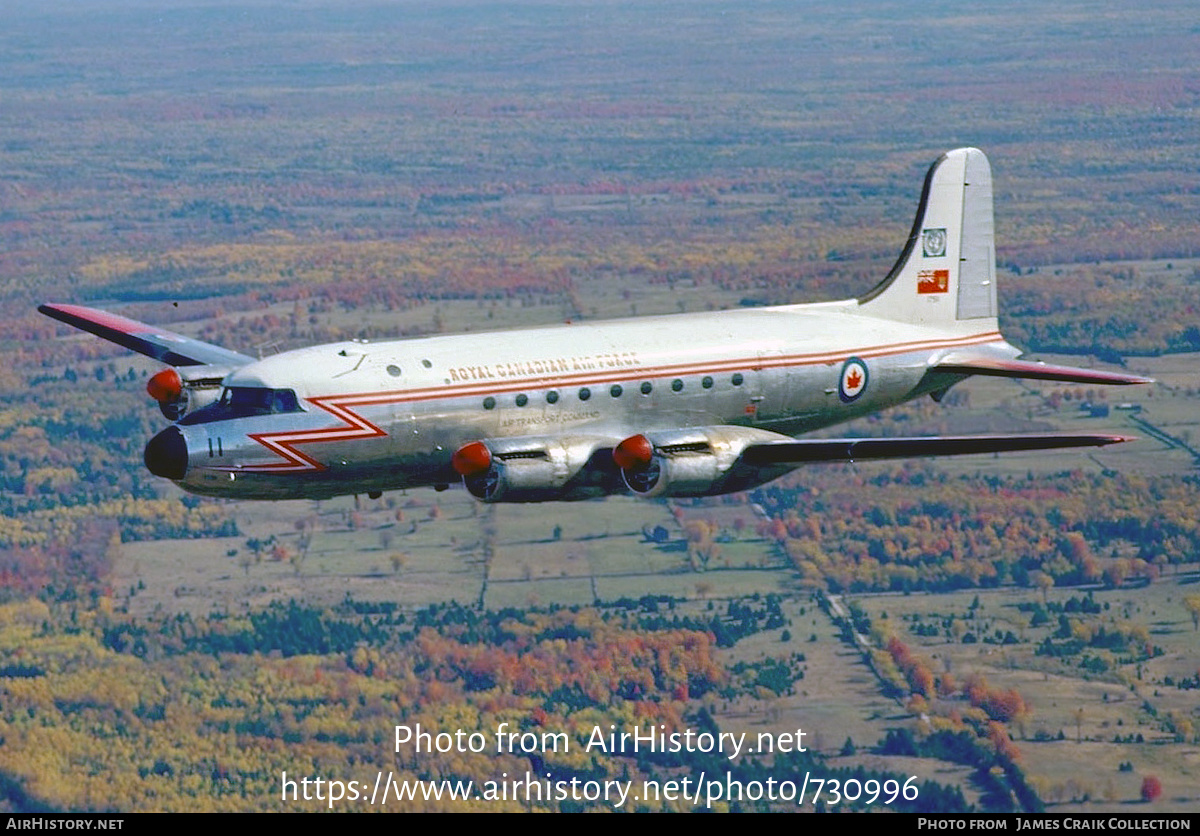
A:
[180,387,303,425]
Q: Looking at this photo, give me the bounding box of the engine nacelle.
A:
[156,384,222,422]
[147,368,225,421]
[452,435,619,502]
[618,426,795,498]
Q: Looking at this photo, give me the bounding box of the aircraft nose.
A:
[144,426,189,480]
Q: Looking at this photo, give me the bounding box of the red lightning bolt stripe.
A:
[221,395,389,473]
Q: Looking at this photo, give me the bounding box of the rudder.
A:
[858,148,998,331]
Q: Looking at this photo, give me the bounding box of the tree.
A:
[1104,559,1130,589]
[950,620,967,643]
[1184,595,1200,632]
[1031,570,1055,604]
[1140,775,1163,803]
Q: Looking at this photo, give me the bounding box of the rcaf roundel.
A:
[839,357,869,402]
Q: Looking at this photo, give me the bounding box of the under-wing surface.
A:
[40,148,1149,502]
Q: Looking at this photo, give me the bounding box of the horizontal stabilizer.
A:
[39,303,254,368]
[741,433,1132,465]
[934,356,1152,385]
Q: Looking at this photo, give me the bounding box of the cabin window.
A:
[515,394,529,407]
[671,379,683,392]
[483,397,496,410]
[610,385,623,398]
[578,387,591,401]
[546,390,560,404]
[731,373,744,386]
[422,359,432,368]
[386,365,402,377]
[640,382,652,395]
[701,376,714,389]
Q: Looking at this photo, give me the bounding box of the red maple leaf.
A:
[846,368,862,390]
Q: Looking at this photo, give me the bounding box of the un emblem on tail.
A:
[922,227,947,258]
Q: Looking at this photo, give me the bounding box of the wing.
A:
[932,355,1152,385]
[39,303,254,369]
[738,432,1131,466]
[450,427,1133,503]
[609,426,1134,499]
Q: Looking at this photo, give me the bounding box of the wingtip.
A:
[1109,371,1156,385]
[37,303,83,328]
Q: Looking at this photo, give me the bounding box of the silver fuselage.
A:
[171,299,1011,499]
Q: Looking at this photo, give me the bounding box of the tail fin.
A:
[858,148,998,331]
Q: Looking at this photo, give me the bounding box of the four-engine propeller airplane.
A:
[40,148,1149,503]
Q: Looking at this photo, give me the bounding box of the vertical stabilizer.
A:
[858,148,998,331]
